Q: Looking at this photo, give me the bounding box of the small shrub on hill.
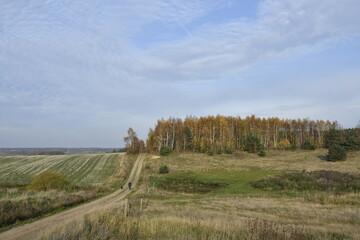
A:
[217,149,222,154]
[159,165,169,174]
[208,150,214,156]
[244,135,261,153]
[28,171,71,191]
[258,150,266,157]
[160,146,172,156]
[224,148,233,154]
[327,144,347,162]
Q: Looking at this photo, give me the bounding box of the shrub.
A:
[258,150,266,157]
[324,129,343,148]
[159,165,169,174]
[217,149,222,154]
[290,144,297,151]
[278,139,291,150]
[28,171,71,190]
[301,140,316,150]
[144,164,151,170]
[224,148,233,154]
[244,135,261,153]
[160,146,172,156]
[327,144,347,162]
[208,150,214,156]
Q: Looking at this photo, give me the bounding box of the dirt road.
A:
[0,154,145,240]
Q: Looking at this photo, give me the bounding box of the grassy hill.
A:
[0,153,126,186]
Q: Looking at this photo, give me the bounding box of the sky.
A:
[1,0,360,148]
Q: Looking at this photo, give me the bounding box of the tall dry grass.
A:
[0,187,108,228]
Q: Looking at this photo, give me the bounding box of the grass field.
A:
[42,149,360,240]
[0,153,127,186]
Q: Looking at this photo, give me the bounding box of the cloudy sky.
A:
[1,0,360,147]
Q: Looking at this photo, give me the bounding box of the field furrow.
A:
[0,153,124,186]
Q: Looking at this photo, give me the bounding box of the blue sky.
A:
[1,0,360,147]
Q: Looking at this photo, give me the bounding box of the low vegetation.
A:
[41,200,355,240]
[158,165,169,174]
[327,144,347,161]
[150,175,227,193]
[0,184,108,228]
[160,146,172,156]
[258,149,266,157]
[251,170,360,192]
[28,171,71,190]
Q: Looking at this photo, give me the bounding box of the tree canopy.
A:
[146,115,339,153]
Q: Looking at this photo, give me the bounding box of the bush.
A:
[258,150,266,157]
[217,149,222,154]
[278,139,291,150]
[327,144,347,162]
[208,150,214,156]
[28,171,71,190]
[224,148,233,154]
[159,165,169,174]
[244,135,261,153]
[301,140,316,150]
[324,129,343,148]
[160,146,172,156]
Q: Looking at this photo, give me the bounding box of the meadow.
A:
[0,153,133,230]
[42,149,360,240]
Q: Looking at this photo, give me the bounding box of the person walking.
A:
[128,182,132,190]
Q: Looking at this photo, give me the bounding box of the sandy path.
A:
[0,154,145,240]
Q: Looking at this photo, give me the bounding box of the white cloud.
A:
[128,0,360,82]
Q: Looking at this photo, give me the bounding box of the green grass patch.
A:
[150,168,276,196]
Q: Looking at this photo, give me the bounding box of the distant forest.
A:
[145,115,359,153]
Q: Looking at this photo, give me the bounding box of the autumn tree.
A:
[124,128,144,154]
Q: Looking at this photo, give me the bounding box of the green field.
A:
[0,153,125,186]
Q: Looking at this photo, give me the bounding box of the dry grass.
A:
[0,185,111,229]
[40,198,356,240]
[147,149,360,174]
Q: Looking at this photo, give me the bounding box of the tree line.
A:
[145,115,341,153]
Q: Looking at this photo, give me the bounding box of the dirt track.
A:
[0,154,145,240]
